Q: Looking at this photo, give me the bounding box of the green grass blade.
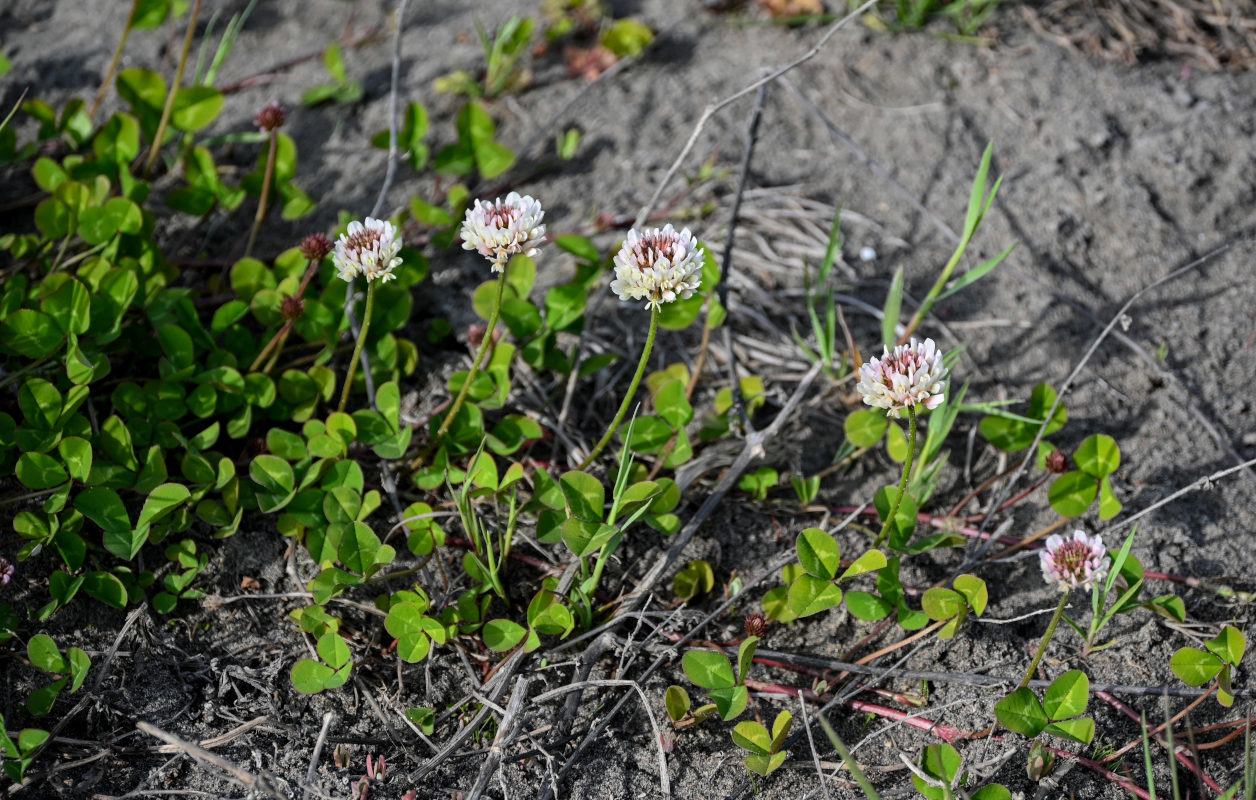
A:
[205,0,258,87]
[963,141,995,241]
[935,241,1015,303]
[1140,711,1157,800]
[0,88,26,134]
[819,206,842,285]
[818,714,882,800]
[1163,695,1181,800]
[881,266,904,350]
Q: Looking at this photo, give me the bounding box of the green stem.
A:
[91,0,142,119]
[0,486,64,508]
[873,403,916,548]
[899,238,967,345]
[1020,590,1071,688]
[0,356,52,390]
[337,279,376,413]
[414,269,508,468]
[142,0,203,177]
[244,130,277,258]
[578,306,659,470]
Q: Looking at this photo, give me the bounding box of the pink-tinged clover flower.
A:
[333,218,403,284]
[1040,530,1108,591]
[460,192,546,272]
[610,224,704,311]
[856,337,948,417]
[0,556,13,586]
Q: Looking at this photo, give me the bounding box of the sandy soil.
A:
[3,0,1256,798]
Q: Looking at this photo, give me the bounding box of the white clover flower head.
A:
[460,192,546,272]
[333,217,403,284]
[1040,530,1108,592]
[609,224,704,311]
[855,337,948,417]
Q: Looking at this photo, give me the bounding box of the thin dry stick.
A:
[537,547,803,800]
[303,712,335,800]
[467,676,531,800]
[797,693,833,800]
[136,722,287,800]
[647,75,768,479]
[704,643,1246,698]
[12,605,145,793]
[632,0,880,230]
[354,675,407,751]
[718,76,769,436]
[625,362,822,609]
[370,0,409,220]
[532,679,671,798]
[539,509,868,800]
[1096,691,1223,794]
[367,0,410,527]
[339,0,410,417]
[1101,455,1256,539]
[551,634,614,747]
[407,649,525,783]
[92,605,145,692]
[973,238,1251,541]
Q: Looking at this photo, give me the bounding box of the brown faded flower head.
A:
[254,101,285,132]
[299,232,333,261]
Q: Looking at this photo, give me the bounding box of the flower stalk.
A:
[250,234,329,374]
[422,269,508,460]
[330,218,402,412]
[856,338,945,548]
[1020,590,1070,688]
[245,103,284,259]
[410,193,546,469]
[874,404,916,548]
[338,280,376,413]
[142,0,203,177]
[579,305,659,470]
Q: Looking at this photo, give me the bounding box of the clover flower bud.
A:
[0,556,13,586]
[1026,740,1055,780]
[744,613,768,638]
[1045,449,1068,474]
[609,224,704,311]
[333,218,403,284]
[855,338,948,418]
[460,192,546,272]
[299,232,333,261]
[280,295,305,321]
[1040,530,1108,592]
[254,101,285,132]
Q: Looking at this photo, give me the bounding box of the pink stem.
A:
[1095,691,1222,794]
[745,677,1154,799]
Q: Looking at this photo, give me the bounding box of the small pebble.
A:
[859,246,877,262]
